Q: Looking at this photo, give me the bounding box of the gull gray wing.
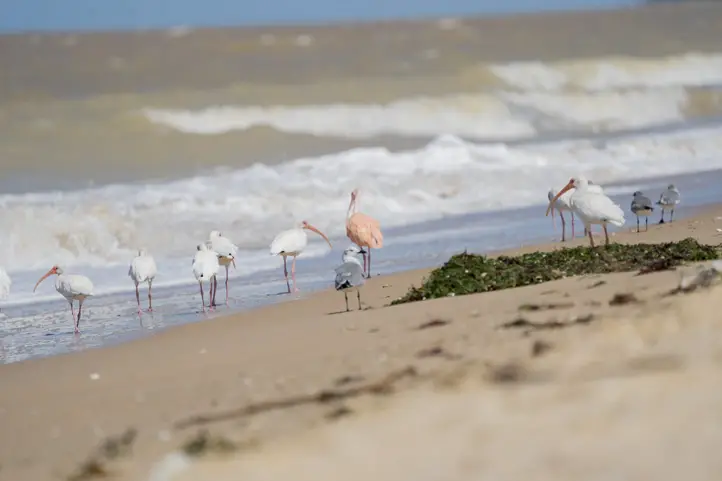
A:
[334,262,364,290]
[631,195,654,213]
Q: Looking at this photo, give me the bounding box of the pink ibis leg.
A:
[571,212,576,238]
[560,211,567,242]
[211,276,218,308]
[225,265,230,305]
[147,280,153,312]
[199,281,206,312]
[69,301,76,326]
[76,299,84,333]
[134,283,141,315]
[283,256,291,293]
[291,256,299,292]
[362,251,368,276]
[367,249,372,278]
[603,224,610,245]
[587,226,596,248]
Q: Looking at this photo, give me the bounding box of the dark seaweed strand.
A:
[391,238,721,305]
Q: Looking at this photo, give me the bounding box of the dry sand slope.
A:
[2,206,722,481]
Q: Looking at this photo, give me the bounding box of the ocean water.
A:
[3,39,722,364]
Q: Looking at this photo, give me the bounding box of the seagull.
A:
[630,191,654,233]
[334,245,366,312]
[657,184,680,224]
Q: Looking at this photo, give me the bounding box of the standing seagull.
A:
[657,184,680,224]
[546,176,625,247]
[128,249,157,314]
[346,189,383,278]
[207,230,238,306]
[334,245,366,312]
[192,244,220,312]
[630,191,654,233]
[33,266,94,333]
[0,267,10,313]
[270,221,332,293]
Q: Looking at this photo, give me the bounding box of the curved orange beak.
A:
[546,181,574,217]
[304,223,333,249]
[33,266,57,292]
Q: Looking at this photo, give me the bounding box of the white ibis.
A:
[334,245,366,312]
[630,191,654,232]
[546,176,625,247]
[206,230,237,306]
[192,243,219,312]
[0,267,10,312]
[548,181,604,241]
[547,188,575,241]
[128,248,157,314]
[657,184,680,224]
[270,220,332,293]
[33,266,94,333]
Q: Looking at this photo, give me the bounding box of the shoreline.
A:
[1,203,721,481]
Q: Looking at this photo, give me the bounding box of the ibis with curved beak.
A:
[546,176,625,247]
[34,265,94,333]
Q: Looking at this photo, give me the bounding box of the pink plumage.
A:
[345,189,383,277]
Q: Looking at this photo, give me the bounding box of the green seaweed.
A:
[391,238,721,305]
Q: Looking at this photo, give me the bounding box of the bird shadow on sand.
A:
[327,306,373,316]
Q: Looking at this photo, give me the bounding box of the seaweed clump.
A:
[391,238,720,305]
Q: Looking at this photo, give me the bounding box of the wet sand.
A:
[0,204,720,481]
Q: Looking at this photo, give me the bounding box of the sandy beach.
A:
[3,1,722,478]
[1,203,720,481]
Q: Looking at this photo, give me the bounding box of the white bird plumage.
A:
[548,181,604,241]
[657,184,681,224]
[33,265,94,333]
[0,267,10,300]
[270,220,332,293]
[334,245,366,312]
[129,248,157,314]
[206,230,238,306]
[0,267,11,313]
[547,176,624,247]
[192,243,220,312]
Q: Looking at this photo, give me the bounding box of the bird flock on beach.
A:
[0,181,681,333]
[0,189,383,332]
[546,177,680,245]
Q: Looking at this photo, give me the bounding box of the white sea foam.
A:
[490,52,722,92]
[142,52,722,139]
[2,123,722,306]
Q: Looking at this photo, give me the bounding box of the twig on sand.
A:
[174,366,419,430]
